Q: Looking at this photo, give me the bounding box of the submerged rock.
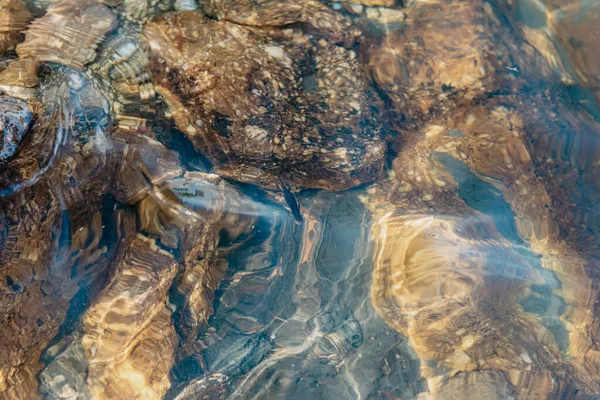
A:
[82,234,178,400]
[0,66,117,398]
[339,0,396,6]
[16,1,117,71]
[141,171,258,353]
[201,0,357,46]
[367,0,553,129]
[495,0,600,111]
[0,0,32,55]
[172,373,229,400]
[91,24,156,125]
[143,11,386,191]
[0,59,39,87]
[116,0,173,23]
[0,95,31,161]
[549,2,600,108]
[0,0,599,398]
[363,90,600,397]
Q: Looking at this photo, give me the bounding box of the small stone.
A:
[174,0,197,11]
[339,0,395,6]
[365,6,405,24]
[0,95,33,161]
[345,3,364,14]
[0,59,40,88]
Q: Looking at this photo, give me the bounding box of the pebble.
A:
[365,7,405,24]
[0,96,33,162]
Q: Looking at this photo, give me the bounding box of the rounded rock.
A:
[0,95,32,161]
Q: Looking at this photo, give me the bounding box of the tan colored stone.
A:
[83,235,178,400]
[16,1,116,71]
[0,0,31,55]
[550,3,600,105]
[0,59,39,87]
[364,92,600,397]
[339,0,395,6]
[368,0,555,129]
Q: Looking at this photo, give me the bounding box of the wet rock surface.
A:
[143,10,386,190]
[201,0,357,46]
[549,2,600,108]
[338,0,396,6]
[367,0,556,130]
[16,1,116,71]
[0,0,32,54]
[357,0,600,397]
[0,0,600,398]
[0,95,31,161]
[81,234,178,400]
[496,0,600,113]
[363,10,600,389]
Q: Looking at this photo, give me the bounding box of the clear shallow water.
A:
[180,191,422,400]
[1,0,600,399]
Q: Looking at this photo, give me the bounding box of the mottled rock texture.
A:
[144,10,386,190]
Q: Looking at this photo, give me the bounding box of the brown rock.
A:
[339,0,396,6]
[363,91,600,396]
[91,26,157,132]
[144,11,385,190]
[110,130,183,205]
[0,0,31,55]
[82,234,178,400]
[0,66,120,397]
[201,0,356,46]
[0,65,128,398]
[0,183,118,399]
[0,182,63,399]
[367,0,553,129]
[0,59,39,87]
[16,0,117,71]
[549,2,600,105]
[364,6,405,24]
[115,0,172,23]
[140,171,257,352]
